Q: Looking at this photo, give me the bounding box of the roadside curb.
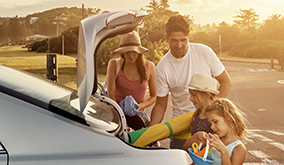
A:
[220,59,270,65]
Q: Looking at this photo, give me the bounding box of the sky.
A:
[1,0,284,25]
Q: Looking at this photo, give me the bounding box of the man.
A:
[149,15,232,149]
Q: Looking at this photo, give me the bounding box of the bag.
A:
[126,111,150,130]
[98,58,121,96]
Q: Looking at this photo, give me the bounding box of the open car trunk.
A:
[76,10,148,143]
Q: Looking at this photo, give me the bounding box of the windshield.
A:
[0,64,120,132]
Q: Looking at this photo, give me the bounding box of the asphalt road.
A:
[224,61,284,164]
[146,61,284,164]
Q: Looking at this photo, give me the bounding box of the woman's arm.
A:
[106,59,118,102]
[138,61,156,110]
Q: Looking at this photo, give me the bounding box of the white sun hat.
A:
[185,74,220,95]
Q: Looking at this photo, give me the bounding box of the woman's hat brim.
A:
[114,45,148,54]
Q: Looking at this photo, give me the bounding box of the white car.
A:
[0,10,192,165]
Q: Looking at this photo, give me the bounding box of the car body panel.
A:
[0,10,193,165]
[0,87,192,165]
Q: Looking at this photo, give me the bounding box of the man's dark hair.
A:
[165,15,190,36]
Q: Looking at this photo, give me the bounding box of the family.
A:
[105,14,248,165]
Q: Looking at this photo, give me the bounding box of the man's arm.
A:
[149,95,169,126]
[215,70,231,98]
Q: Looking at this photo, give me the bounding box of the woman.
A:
[106,31,156,129]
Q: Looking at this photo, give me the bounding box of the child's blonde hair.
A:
[189,90,217,132]
[204,98,249,143]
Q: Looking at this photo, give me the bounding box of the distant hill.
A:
[0,7,101,44]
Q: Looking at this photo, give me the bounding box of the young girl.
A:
[106,31,156,130]
[205,98,248,165]
[183,74,220,150]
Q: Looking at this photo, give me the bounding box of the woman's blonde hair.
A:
[204,98,249,142]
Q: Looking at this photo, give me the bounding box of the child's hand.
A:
[208,133,228,154]
[194,131,208,144]
[183,131,208,151]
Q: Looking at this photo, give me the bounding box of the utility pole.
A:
[53,13,67,37]
[219,35,222,57]
[82,3,85,19]
[62,35,64,55]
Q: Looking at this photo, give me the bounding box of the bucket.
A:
[188,148,214,165]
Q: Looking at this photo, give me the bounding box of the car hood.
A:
[76,10,147,114]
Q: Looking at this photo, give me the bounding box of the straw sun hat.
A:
[114,31,148,54]
[185,74,220,95]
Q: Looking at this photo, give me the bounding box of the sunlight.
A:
[1,0,42,7]
[258,0,284,3]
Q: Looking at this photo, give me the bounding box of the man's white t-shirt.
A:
[155,42,225,117]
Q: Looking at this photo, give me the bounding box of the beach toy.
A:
[188,148,214,165]
[192,142,199,153]
[188,139,214,165]
[198,142,203,152]
[197,140,212,157]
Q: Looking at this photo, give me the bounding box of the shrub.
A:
[31,41,43,51]
[229,40,258,57]
[229,39,284,61]
[37,46,47,52]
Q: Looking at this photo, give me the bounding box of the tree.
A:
[233,8,259,30]
[8,16,25,44]
[217,21,241,52]
[34,16,56,36]
[146,0,160,13]
[258,14,284,41]
[0,19,9,44]
[160,0,170,10]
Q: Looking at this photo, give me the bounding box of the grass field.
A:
[0,45,106,90]
[1,45,282,90]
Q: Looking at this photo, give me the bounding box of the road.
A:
[146,61,284,164]
[225,61,284,164]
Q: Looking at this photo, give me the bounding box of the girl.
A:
[183,74,220,150]
[205,98,248,165]
[106,31,156,129]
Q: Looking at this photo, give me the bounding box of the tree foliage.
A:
[0,7,99,45]
[233,8,259,30]
[1,2,284,71]
[258,14,284,41]
[146,0,160,13]
[159,0,170,10]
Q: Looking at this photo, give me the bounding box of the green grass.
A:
[0,45,106,90]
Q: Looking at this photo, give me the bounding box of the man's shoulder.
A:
[188,42,216,57]
[189,42,211,50]
[156,52,171,66]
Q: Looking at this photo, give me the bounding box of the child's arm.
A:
[231,144,246,165]
[183,131,208,151]
[208,133,246,165]
[208,133,231,164]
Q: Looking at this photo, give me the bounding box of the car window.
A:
[70,97,120,131]
[0,64,120,132]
